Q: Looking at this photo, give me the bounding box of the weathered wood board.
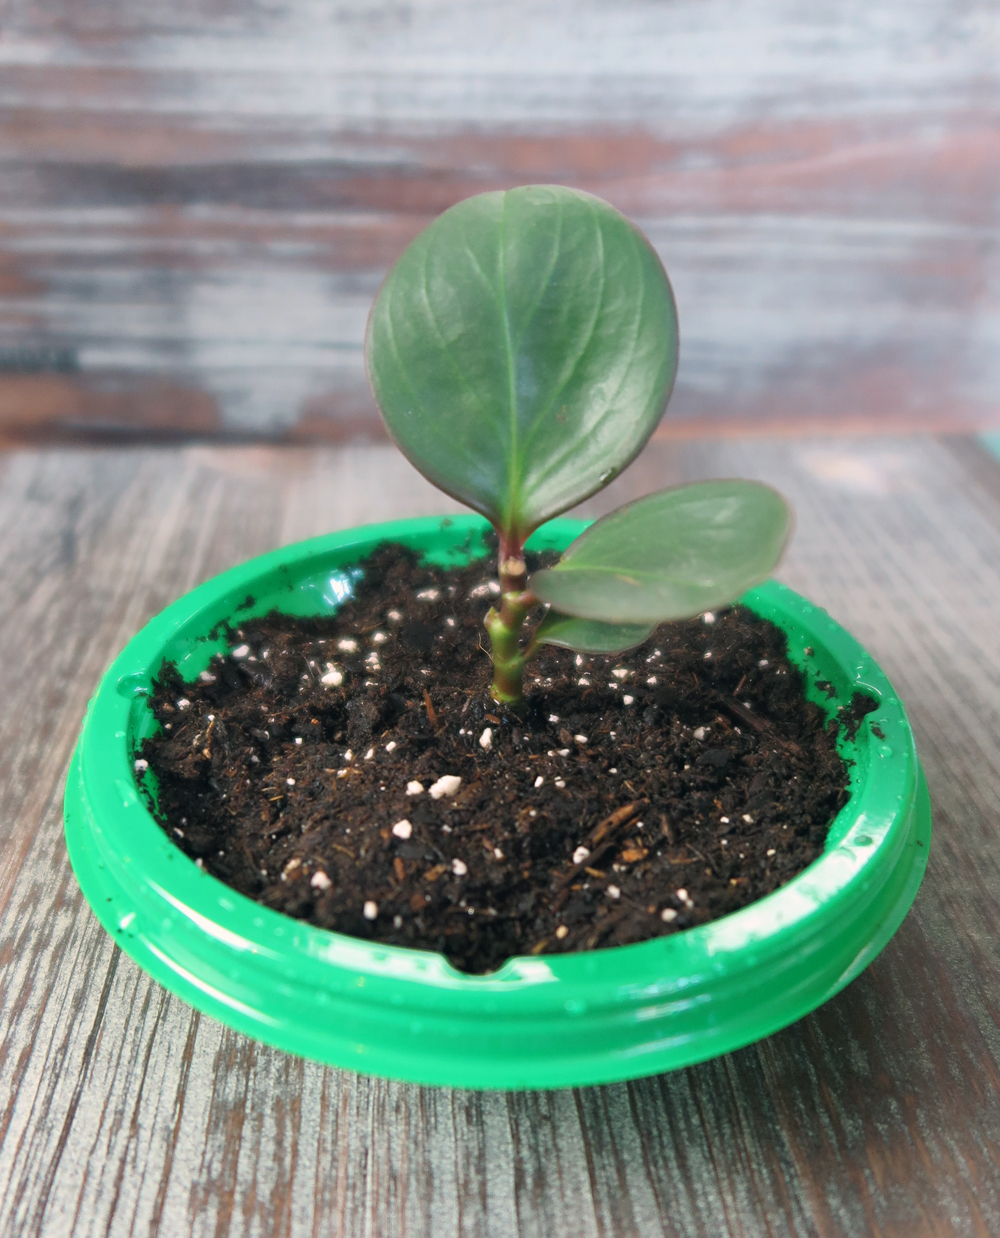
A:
[1,435,1000,1235]
[1,1,999,441]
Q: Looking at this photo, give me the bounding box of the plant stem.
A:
[485,537,535,706]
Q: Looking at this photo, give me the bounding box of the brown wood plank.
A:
[1,436,1000,1234]
[1,1,999,443]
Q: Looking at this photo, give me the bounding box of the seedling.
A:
[366,185,792,706]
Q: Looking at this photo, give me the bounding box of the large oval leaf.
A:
[365,186,678,543]
[529,481,793,624]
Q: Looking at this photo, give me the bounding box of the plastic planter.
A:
[64,515,930,1090]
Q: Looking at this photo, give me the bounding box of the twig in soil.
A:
[717,695,801,752]
[587,800,647,847]
[552,838,616,889]
[585,905,633,949]
[685,843,718,877]
[551,886,570,913]
[423,689,438,728]
[718,696,766,732]
[552,801,647,890]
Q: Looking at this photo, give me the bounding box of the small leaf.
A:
[533,611,655,655]
[365,186,678,543]
[529,481,792,623]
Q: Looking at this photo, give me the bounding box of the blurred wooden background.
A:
[1,0,999,445]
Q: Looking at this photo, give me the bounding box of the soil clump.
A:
[142,539,863,974]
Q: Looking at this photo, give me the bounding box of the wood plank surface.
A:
[0,435,999,1235]
[1,1,999,442]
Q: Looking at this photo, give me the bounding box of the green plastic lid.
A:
[64,516,929,1089]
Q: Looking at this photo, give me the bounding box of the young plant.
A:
[365,185,792,706]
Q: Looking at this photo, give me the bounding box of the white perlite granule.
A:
[429,775,462,800]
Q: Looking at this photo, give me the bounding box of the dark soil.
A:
[141,540,862,975]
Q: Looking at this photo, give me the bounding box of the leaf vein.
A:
[517,199,607,468]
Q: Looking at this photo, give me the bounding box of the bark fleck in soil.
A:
[141,540,863,974]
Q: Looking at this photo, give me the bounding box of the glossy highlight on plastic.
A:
[64,516,930,1090]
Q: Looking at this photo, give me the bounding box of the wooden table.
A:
[2,433,1000,1236]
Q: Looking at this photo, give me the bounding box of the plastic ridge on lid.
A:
[64,515,930,1090]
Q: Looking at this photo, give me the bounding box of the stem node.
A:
[487,538,534,705]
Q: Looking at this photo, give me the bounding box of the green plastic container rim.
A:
[64,515,930,1090]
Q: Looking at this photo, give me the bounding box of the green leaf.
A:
[365,186,678,543]
[529,481,793,623]
[532,611,655,655]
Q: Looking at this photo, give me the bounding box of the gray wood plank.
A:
[1,1,998,442]
[0,437,999,1235]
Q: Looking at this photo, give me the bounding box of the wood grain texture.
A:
[1,1,999,442]
[0,436,999,1235]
